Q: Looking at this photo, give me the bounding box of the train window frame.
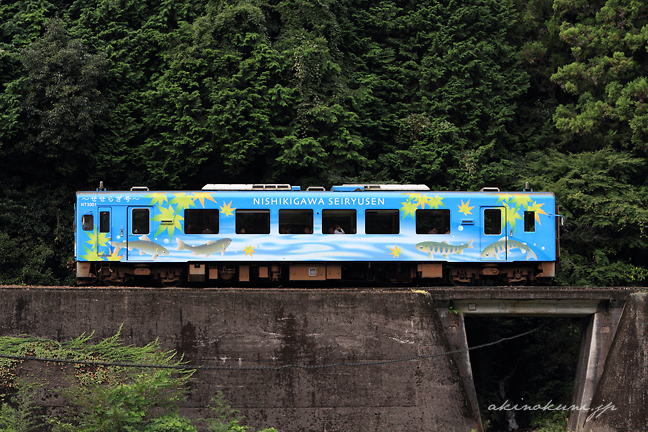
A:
[279,209,313,234]
[416,209,450,234]
[524,211,535,232]
[185,209,219,234]
[483,209,502,235]
[82,214,94,231]
[131,208,150,235]
[365,209,400,234]
[236,209,270,234]
[99,211,110,233]
[322,209,356,234]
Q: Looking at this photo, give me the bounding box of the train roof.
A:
[201,184,431,191]
[77,183,552,195]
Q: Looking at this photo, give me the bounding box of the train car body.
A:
[74,184,559,286]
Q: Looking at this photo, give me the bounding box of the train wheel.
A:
[160,270,182,287]
[449,269,474,286]
[504,270,528,286]
[97,266,126,286]
[100,276,125,286]
[76,276,98,286]
[450,277,474,286]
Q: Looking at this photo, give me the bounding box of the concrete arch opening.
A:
[432,289,629,432]
[464,316,583,431]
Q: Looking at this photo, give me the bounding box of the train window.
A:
[131,208,150,235]
[484,209,502,235]
[524,211,535,232]
[99,211,110,233]
[365,210,399,234]
[82,214,93,231]
[322,209,356,234]
[236,209,270,234]
[279,209,313,234]
[185,209,219,234]
[416,209,450,234]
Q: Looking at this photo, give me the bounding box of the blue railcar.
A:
[74,183,559,286]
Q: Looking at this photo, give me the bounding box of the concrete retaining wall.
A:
[0,287,480,431]
[583,293,648,432]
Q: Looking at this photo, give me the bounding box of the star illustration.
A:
[243,245,256,257]
[400,200,418,220]
[390,245,402,258]
[106,247,124,261]
[220,201,235,217]
[153,205,184,239]
[193,192,217,208]
[511,194,533,208]
[527,201,548,224]
[427,195,444,209]
[144,193,168,206]
[170,193,196,213]
[413,195,429,208]
[86,227,110,248]
[405,193,427,208]
[458,199,474,216]
[80,245,102,261]
[503,202,524,231]
[495,194,512,205]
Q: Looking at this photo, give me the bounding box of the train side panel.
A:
[75,189,557,285]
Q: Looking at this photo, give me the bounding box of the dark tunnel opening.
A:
[464,316,585,432]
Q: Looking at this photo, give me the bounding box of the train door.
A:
[127,207,154,261]
[480,206,508,261]
[98,207,112,258]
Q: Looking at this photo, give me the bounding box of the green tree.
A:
[505,0,570,158]
[341,0,530,188]
[18,17,108,179]
[524,148,648,285]
[0,0,647,286]
[163,1,291,186]
[268,0,367,184]
[64,0,195,189]
[551,0,648,152]
[0,8,80,284]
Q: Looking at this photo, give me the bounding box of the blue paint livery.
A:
[75,188,557,266]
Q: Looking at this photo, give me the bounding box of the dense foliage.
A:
[0,330,277,431]
[0,0,647,286]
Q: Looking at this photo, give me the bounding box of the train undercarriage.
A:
[76,261,556,287]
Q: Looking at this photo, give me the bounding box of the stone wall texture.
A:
[583,292,648,432]
[0,287,480,432]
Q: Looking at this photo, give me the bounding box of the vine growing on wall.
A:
[0,329,276,432]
